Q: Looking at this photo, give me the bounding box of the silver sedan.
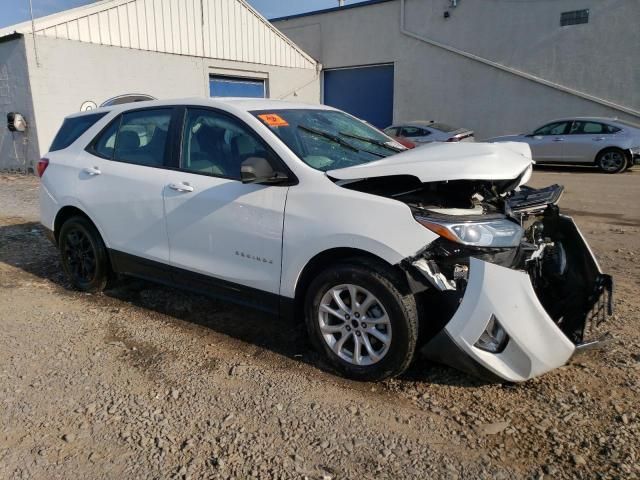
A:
[384,121,475,146]
[488,117,640,173]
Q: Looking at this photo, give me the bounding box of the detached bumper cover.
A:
[421,215,612,382]
[423,258,576,382]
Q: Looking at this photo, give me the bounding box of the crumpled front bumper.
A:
[419,216,612,383]
[422,258,576,382]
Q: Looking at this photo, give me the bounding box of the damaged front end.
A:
[394,180,613,382]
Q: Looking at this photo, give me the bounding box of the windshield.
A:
[252,109,404,171]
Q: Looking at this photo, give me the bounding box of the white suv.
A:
[39,98,612,382]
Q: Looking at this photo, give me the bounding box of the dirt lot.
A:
[1,167,639,480]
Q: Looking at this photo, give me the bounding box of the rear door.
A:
[563,121,619,163]
[529,121,571,162]
[162,107,289,311]
[78,107,178,268]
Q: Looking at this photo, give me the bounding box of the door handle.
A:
[593,137,606,141]
[552,138,564,142]
[168,182,194,193]
[83,166,101,176]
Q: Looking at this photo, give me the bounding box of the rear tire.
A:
[596,148,627,173]
[304,259,418,381]
[58,216,111,293]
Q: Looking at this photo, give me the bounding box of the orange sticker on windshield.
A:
[258,113,289,127]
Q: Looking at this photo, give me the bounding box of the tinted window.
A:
[560,9,589,26]
[534,122,570,136]
[114,109,172,166]
[181,108,269,179]
[402,127,428,137]
[50,112,107,151]
[92,119,119,159]
[569,122,620,135]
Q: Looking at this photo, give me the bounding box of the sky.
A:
[0,0,368,29]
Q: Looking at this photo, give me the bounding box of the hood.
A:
[327,141,533,183]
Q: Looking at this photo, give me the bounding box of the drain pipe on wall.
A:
[398,0,639,118]
[28,0,41,67]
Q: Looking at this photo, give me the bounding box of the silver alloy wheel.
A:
[599,151,625,172]
[318,284,392,366]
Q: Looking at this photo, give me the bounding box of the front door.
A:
[529,121,571,162]
[163,107,288,311]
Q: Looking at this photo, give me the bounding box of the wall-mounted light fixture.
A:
[7,112,27,132]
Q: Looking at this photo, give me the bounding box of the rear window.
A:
[50,113,107,152]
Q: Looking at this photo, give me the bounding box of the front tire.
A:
[304,259,418,381]
[596,148,627,173]
[58,216,111,292]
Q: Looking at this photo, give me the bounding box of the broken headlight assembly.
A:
[415,216,524,248]
[410,215,524,293]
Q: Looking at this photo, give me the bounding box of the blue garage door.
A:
[323,64,394,128]
[210,75,265,98]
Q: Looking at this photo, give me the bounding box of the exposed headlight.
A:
[474,315,509,353]
[415,216,524,248]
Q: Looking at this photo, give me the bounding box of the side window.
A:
[582,122,605,134]
[605,124,621,134]
[92,119,119,159]
[181,108,270,179]
[50,112,107,152]
[570,121,607,134]
[401,127,427,138]
[534,122,569,136]
[384,127,398,136]
[114,109,172,166]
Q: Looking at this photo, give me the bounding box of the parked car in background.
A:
[384,121,475,147]
[488,117,640,173]
[39,98,612,383]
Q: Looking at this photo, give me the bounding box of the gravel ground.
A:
[0,167,638,479]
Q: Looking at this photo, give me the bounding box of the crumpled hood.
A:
[327,141,533,183]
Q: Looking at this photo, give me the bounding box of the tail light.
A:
[37,158,49,177]
[447,133,474,142]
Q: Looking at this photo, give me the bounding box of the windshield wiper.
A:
[298,125,385,158]
[298,125,359,151]
[338,131,405,153]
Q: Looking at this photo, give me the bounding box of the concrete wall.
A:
[274,0,640,139]
[0,37,39,172]
[20,35,320,162]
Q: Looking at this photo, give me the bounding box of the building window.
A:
[209,75,266,98]
[560,9,589,26]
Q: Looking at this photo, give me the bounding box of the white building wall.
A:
[275,0,640,139]
[22,35,320,161]
[0,37,39,172]
[0,0,316,70]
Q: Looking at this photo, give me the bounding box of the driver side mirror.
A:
[240,157,288,185]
